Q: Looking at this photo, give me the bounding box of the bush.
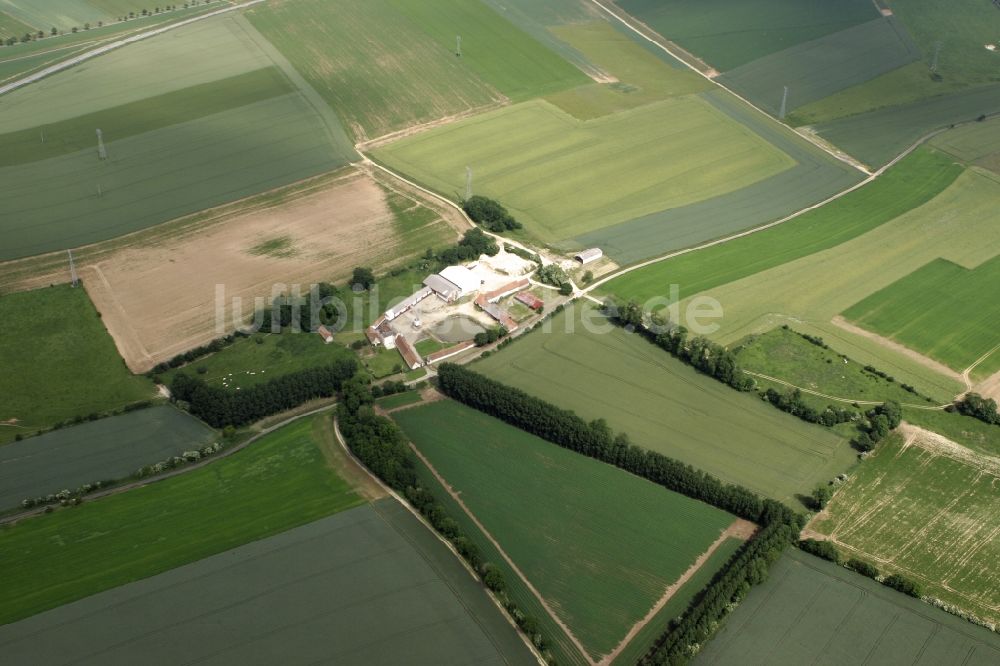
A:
[956,393,1000,425]
[846,557,879,579]
[535,264,569,288]
[883,573,921,597]
[798,538,841,564]
[463,196,522,232]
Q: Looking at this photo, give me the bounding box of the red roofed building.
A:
[475,295,519,332]
[515,292,544,311]
[483,279,529,304]
[426,340,475,364]
[394,335,423,370]
[317,326,334,344]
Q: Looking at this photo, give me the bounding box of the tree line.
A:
[170,358,356,428]
[335,378,554,660]
[798,539,921,598]
[956,393,1000,425]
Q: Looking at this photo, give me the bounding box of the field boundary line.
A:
[0,0,266,97]
[331,418,547,666]
[585,0,870,174]
[743,371,948,410]
[405,438,595,665]
[0,402,337,527]
[599,519,755,665]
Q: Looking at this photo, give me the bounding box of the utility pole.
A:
[67,249,79,287]
[930,41,943,73]
[465,166,473,200]
[96,128,107,160]
[778,86,789,120]
[456,35,462,57]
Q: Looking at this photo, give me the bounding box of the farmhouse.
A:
[574,248,603,265]
[366,316,397,349]
[483,279,530,304]
[395,335,423,370]
[426,340,475,364]
[317,326,334,344]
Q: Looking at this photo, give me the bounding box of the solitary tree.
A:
[351,266,375,290]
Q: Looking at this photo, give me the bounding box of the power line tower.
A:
[67,249,79,287]
[456,35,462,57]
[465,166,473,200]
[778,86,789,120]
[96,129,108,160]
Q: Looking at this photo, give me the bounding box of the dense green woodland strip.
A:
[602,148,962,302]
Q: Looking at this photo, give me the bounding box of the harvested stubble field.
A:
[0,285,153,445]
[0,499,534,665]
[809,428,1000,627]
[697,548,1000,665]
[678,168,1000,400]
[476,307,852,504]
[718,17,920,117]
[842,256,1000,374]
[617,0,878,71]
[43,167,458,373]
[374,96,793,246]
[0,406,214,511]
[394,399,743,662]
[248,0,586,141]
[0,415,364,625]
[0,15,357,260]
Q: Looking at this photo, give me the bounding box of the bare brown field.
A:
[0,167,462,372]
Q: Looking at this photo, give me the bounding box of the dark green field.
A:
[617,0,878,71]
[394,400,739,661]
[600,148,960,302]
[843,256,1000,373]
[0,500,534,665]
[0,406,214,510]
[0,285,154,445]
[696,548,1000,665]
[0,414,363,624]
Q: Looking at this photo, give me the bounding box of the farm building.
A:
[395,335,423,370]
[475,295,518,332]
[384,287,432,321]
[424,265,481,302]
[317,326,334,344]
[426,340,475,364]
[515,292,544,311]
[483,279,530,304]
[366,316,397,349]
[574,248,603,265]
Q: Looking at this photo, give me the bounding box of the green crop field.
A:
[842,256,1000,373]
[685,168,1000,400]
[735,326,936,408]
[813,84,1000,168]
[617,0,878,71]
[0,15,357,259]
[0,414,365,625]
[393,399,739,661]
[719,18,920,116]
[374,96,792,246]
[159,332,357,390]
[932,115,1000,173]
[544,20,711,120]
[0,499,535,664]
[0,0,103,31]
[0,285,153,445]
[904,408,1000,458]
[810,432,1000,626]
[375,391,423,411]
[601,148,958,307]
[0,406,214,511]
[0,8,32,37]
[575,88,864,263]
[476,307,852,504]
[248,0,586,141]
[697,548,1000,665]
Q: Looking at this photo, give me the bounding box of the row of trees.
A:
[170,358,356,428]
[608,300,754,391]
[762,387,855,427]
[150,333,243,375]
[436,363,801,529]
[439,227,498,265]
[956,393,1000,425]
[463,196,522,232]
[798,539,921,598]
[336,379,553,659]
